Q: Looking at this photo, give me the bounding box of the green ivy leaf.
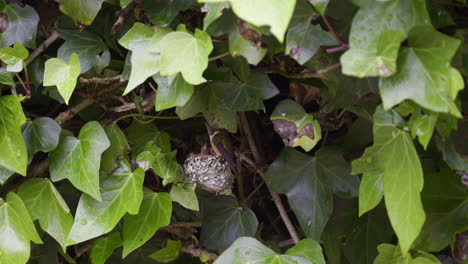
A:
[153,73,194,111]
[66,160,144,246]
[408,108,438,150]
[122,190,172,257]
[0,42,28,72]
[310,0,329,15]
[200,196,258,250]
[228,22,268,65]
[57,29,108,73]
[17,178,73,249]
[170,182,199,211]
[214,237,312,264]
[202,0,296,42]
[341,0,430,77]
[0,192,42,264]
[0,68,15,86]
[43,53,81,104]
[0,165,14,185]
[374,244,412,264]
[412,168,468,252]
[90,232,123,264]
[271,99,321,152]
[58,0,105,25]
[22,117,61,159]
[152,150,182,186]
[352,106,425,254]
[358,170,384,216]
[49,121,110,201]
[380,26,464,117]
[0,95,27,175]
[125,121,171,157]
[101,124,129,174]
[265,148,332,240]
[142,0,196,25]
[160,28,213,85]
[285,239,326,264]
[202,2,228,30]
[148,240,182,262]
[0,4,39,48]
[118,23,172,95]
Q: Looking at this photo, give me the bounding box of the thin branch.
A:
[239,112,263,164]
[318,63,341,74]
[208,51,231,62]
[55,98,95,126]
[25,31,61,65]
[79,75,122,85]
[181,243,217,263]
[108,91,155,113]
[112,1,136,34]
[254,68,326,79]
[321,15,348,47]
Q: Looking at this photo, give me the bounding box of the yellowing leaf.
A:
[43,53,81,104]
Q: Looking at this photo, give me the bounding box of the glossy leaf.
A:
[66,160,145,246]
[341,0,430,77]
[17,178,73,249]
[101,123,129,174]
[58,0,105,25]
[200,195,258,250]
[352,106,425,253]
[0,95,27,175]
[43,53,81,104]
[90,232,123,264]
[160,28,213,85]
[214,237,312,264]
[49,121,110,201]
[0,42,28,72]
[380,26,464,117]
[122,190,172,257]
[286,239,326,264]
[0,192,42,264]
[170,182,199,211]
[153,73,194,111]
[22,117,61,158]
[0,4,39,48]
[148,240,182,262]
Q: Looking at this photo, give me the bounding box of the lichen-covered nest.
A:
[184,153,233,194]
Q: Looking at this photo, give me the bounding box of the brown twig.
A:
[208,51,231,62]
[108,91,155,113]
[239,112,263,164]
[25,31,61,65]
[55,98,95,126]
[112,2,136,34]
[253,68,326,79]
[79,75,122,85]
[180,243,217,263]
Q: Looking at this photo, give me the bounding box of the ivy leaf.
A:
[0,165,14,185]
[148,240,182,262]
[341,0,430,77]
[170,182,199,211]
[101,124,129,174]
[49,121,110,201]
[286,22,337,65]
[229,22,268,65]
[160,28,213,85]
[122,190,172,257]
[66,160,145,246]
[118,23,172,95]
[142,0,196,25]
[125,121,171,157]
[0,42,28,72]
[380,26,464,117]
[57,29,108,73]
[358,170,384,216]
[200,195,258,250]
[43,53,81,104]
[310,0,329,15]
[17,178,73,249]
[152,150,182,186]
[214,237,312,264]
[352,106,425,254]
[0,4,39,48]
[22,117,61,159]
[271,99,321,152]
[0,95,27,175]
[408,108,438,150]
[153,73,194,111]
[265,148,333,240]
[412,168,468,252]
[0,192,42,264]
[202,0,296,42]
[58,0,105,25]
[90,232,123,264]
[0,68,14,85]
[285,239,326,264]
[202,2,228,30]
[374,244,412,264]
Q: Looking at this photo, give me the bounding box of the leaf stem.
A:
[24,31,61,66]
[208,51,231,62]
[322,15,349,48]
[14,73,30,98]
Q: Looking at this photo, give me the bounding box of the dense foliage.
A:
[0,0,467,263]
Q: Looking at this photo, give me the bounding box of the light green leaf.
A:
[379,26,464,117]
[0,165,14,185]
[358,171,384,216]
[90,232,122,264]
[228,23,267,65]
[214,237,312,264]
[154,73,194,111]
[118,23,172,95]
[0,42,28,72]
[0,192,42,264]
[352,106,425,253]
[101,124,129,174]
[152,150,182,186]
[170,182,199,211]
[286,239,325,264]
[271,99,321,152]
[49,121,110,201]
[0,68,15,86]
[0,95,27,175]
[341,0,430,77]
[43,53,81,104]
[57,29,108,73]
[66,160,145,246]
[202,2,228,30]
[58,0,105,25]
[123,190,172,257]
[17,178,73,249]
[125,121,171,157]
[200,196,258,250]
[310,0,329,15]
[148,240,182,262]
[408,109,438,150]
[0,4,39,48]
[374,244,412,264]
[160,29,213,85]
[201,0,296,42]
[22,117,61,159]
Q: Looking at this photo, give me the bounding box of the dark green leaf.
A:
[22,117,61,158]
[148,240,182,262]
[0,4,39,48]
[142,0,196,25]
[154,73,194,111]
[202,2,228,30]
[90,232,123,264]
